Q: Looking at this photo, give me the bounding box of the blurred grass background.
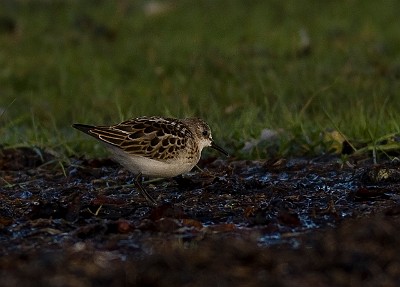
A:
[1,0,400,158]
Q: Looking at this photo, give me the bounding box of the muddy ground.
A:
[1,147,400,286]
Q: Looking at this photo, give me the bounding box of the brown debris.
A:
[2,147,400,286]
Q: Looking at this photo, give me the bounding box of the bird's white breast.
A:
[107,145,197,177]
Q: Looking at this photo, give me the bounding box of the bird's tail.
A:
[72,123,95,135]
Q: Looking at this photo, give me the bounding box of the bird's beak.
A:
[211,141,229,156]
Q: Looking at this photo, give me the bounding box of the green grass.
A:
[1,0,400,159]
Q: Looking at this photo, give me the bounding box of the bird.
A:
[72,116,228,206]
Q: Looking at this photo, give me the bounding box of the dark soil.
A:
[1,147,400,286]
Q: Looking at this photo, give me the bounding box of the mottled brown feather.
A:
[77,116,194,160]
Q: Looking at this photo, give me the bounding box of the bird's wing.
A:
[85,117,192,160]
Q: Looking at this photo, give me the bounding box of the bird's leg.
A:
[134,173,157,206]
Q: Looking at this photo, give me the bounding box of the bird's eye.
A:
[202,130,208,136]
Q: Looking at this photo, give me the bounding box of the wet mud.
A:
[1,147,400,286]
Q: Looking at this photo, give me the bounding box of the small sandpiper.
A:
[72,116,228,205]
